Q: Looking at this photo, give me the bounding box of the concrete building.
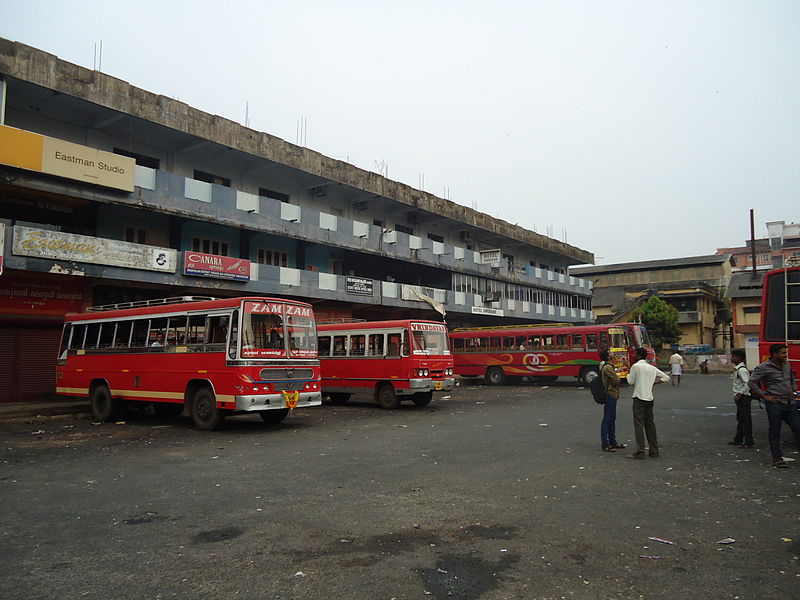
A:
[726,271,764,365]
[766,220,800,268]
[0,39,594,401]
[716,239,772,273]
[570,254,733,349]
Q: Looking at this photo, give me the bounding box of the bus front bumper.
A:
[406,378,456,394]
[235,391,322,411]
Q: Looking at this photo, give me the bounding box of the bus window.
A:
[228,311,239,359]
[571,335,583,349]
[68,323,85,350]
[114,321,132,347]
[98,322,116,348]
[131,319,149,347]
[409,325,449,355]
[503,337,515,350]
[350,335,366,355]
[452,338,464,352]
[333,336,347,355]
[542,336,554,349]
[168,316,188,345]
[187,315,207,346]
[515,337,527,350]
[490,337,501,351]
[149,318,168,346]
[609,328,628,349]
[287,312,316,356]
[368,334,384,356]
[85,323,101,349]
[402,331,410,356]
[412,331,426,352]
[387,333,401,356]
[586,334,598,350]
[556,334,568,349]
[530,337,541,349]
[208,315,230,347]
[318,336,332,357]
[599,332,609,350]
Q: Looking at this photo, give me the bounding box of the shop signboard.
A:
[480,249,502,266]
[471,306,504,316]
[0,124,135,192]
[346,276,373,295]
[0,270,85,315]
[183,251,251,282]
[12,226,176,273]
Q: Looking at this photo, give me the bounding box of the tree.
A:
[629,295,682,348]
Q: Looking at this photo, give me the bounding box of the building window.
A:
[427,233,444,243]
[373,219,384,228]
[760,253,770,262]
[259,188,290,203]
[113,148,160,169]
[192,237,229,256]
[193,170,231,187]
[742,306,761,314]
[395,224,414,235]
[257,249,288,267]
[125,227,146,244]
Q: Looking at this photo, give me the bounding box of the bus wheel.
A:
[191,387,224,430]
[328,393,351,405]
[581,367,600,385]
[259,409,289,425]
[412,391,433,406]
[485,367,506,386]
[375,383,400,409]
[90,384,120,422]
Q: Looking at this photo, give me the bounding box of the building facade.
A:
[766,220,800,268]
[0,39,594,401]
[570,254,733,349]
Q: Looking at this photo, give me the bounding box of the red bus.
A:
[56,296,321,430]
[317,320,455,409]
[760,262,800,377]
[449,322,655,385]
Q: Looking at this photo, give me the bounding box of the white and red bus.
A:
[317,320,455,409]
[759,261,800,377]
[449,322,655,385]
[56,296,321,430]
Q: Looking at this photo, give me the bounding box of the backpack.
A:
[589,370,608,404]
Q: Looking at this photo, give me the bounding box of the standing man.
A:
[668,350,685,386]
[626,347,670,459]
[599,350,624,453]
[748,344,800,468]
[728,348,753,448]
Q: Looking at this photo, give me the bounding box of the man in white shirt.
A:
[728,348,753,448]
[626,347,670,459]
[668,351,684,386]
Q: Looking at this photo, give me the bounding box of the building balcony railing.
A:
[677,311,701,324]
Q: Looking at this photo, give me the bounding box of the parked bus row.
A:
[55,296,657,430]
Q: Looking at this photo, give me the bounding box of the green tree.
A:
[629,295,682,347]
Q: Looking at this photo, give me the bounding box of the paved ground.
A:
[1,374,798,600]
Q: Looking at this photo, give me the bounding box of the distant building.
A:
[716,238,772,273]
[766,220,800,268]
[571,254,734,349]
[726,271,764,363]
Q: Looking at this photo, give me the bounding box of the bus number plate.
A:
[434,382,443,390]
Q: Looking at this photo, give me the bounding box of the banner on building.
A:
[0,270,86,315]
[183,251,251,282]
[12,226,177,273]
[472,306,504,316]
[346,276,373,295]
[0,125,136,192]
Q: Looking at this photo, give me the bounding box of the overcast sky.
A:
[3,1,798,265]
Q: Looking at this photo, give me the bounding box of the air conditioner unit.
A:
[483,292,501,303]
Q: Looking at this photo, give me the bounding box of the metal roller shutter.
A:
[0,329,15,402]
[0,328,62,402]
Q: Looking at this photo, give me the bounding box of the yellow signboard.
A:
[0,125,135,192]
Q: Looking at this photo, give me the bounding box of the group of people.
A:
[597,344,800,468]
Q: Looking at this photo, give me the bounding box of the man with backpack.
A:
[597,350,624,453]
[728,348,754,448]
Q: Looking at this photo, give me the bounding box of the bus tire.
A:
[328,393,351,405]
[580,367,600,385]
[412,391,433,406]
[191,387,224,431]
[259,408,289,425]
[375,383,400,409]
[485,367,506,386]
[90,384,120,422]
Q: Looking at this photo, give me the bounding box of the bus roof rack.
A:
[87,296,218,312]
[451,322,571,332]
[316,318,368,325]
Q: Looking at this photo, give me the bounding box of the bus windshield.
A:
[410,323,450,355]
[286,311,317,358]
[608,327,629,349]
